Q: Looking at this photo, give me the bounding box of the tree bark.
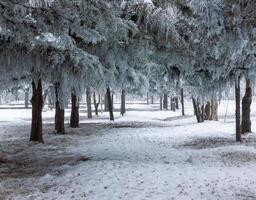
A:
[160,95,163,110]
[151,95,154,104]
[175,97,179,109]
[241,79,252,134]
[181,89,185,116]
[104,92,109,111]
[120,89,126,116]
[70,93,79,128]
[210,98,218,121]
[163,93,168,110]
[25,88,29,108]
[205,102,211,120]
[170,97,176,112]
[192,97,204,123]
[93,92,100,116]
[55,84,65,134]
[235,76,241,142]
[86,88,92,119]
[107,88,114,121]
[30,79,44,143]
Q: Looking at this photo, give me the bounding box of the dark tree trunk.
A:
[192,97,204,123]
[160,95,163,110]
[120,89,126,116]
[205,102,211,120]
[210,98,218,121]
[241,79,252,134]
[235,76,241,142]
[30,79,44,143]
[25,88,29,108]
[93,92,100,116]
[181,89,185,116]
[175,97,179,109]
[171,97,176,112]
[55,84,65,134]
[163,93,168,110]
[86,88,92,119]
[70,93,79,128]
[151,95,154,104]
[104,92,109,111]
[107,88,114,121]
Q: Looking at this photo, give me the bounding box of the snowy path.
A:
[1,102,256,199]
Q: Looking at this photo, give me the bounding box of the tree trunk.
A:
[163,93,168,110]
[70,93,79,128]
[25,88,29,108]
[93,92,100,116]
[171,97,176,112]
[107,88,114,121]
[147,92,149,105]
[192,97,204,123]
[210,98,218,121]
[160,95,163,110]
[235,76,241,142]
[175,97,179,109]
[55,84,65,134]
[181,89,185,116]
[120,89,126,116]
[205,102,211,120]
[104,92,109,111]
[30,79,43,143]
[86,88,92,119]
[151,95,154,104]
[241,79,252,134]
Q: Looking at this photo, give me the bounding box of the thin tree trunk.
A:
[241,79,252,134]
[181,89,185,116]
[160,95,163,110]
[86,88,92,119]
[120,89,126,116]
[25,88,29,108]
[55,84,65,134]
[30,79,43,143]
[151,95,154,104]
[163,93,168,110]
[235,76,241,142]
[104,92,109,111]
[175,97,179,109]
[70,93,79,128]
[107,88,114,121]
[147,92,149,105]
[192,97,204,123]
[93,92,100,116]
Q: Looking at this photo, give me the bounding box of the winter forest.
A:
[0,0,256,199]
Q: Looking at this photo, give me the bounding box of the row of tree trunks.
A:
[192,97,204,123]
[70,93,79,128]
[55,84,65,134]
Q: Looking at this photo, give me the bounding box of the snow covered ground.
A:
[1,100,256,200]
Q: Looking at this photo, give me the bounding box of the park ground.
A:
[1,100,256,200]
